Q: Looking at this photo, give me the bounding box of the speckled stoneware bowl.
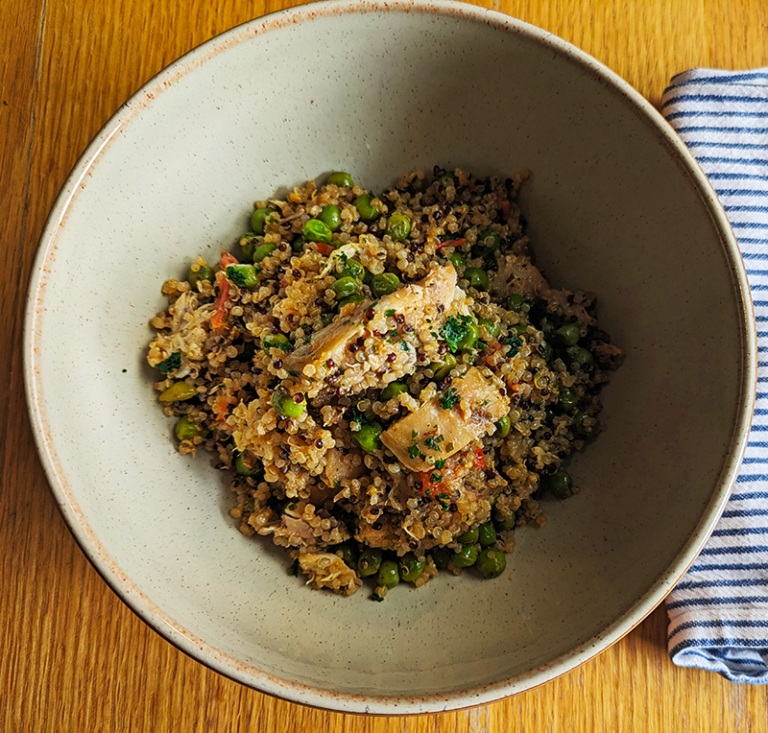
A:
[25,0,755,714]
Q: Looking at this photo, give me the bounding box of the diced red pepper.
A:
[316,242,335,256]
[473,448,486,470]
[211,271,230,330]
[501,200,511,223]
[212,393,230,422]
[220,249,239,268]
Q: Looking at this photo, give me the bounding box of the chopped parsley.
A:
[439,386,461,410]
[424,436,442,452]
[156,351,181,375]
[440,315,473,353]
[436,493,451,510]
[385,309,396,317]
[408,430,425,460]
[503,335,523,356]
[435,459,446,470]
[348,406,365,425]
[429,473,443,484]
[400,341,409,351]
[371,594,385,602]
[289,559,299,576]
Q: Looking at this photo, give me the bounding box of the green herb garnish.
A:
[503,335,523,356]
[440,315,473,353]
[424,436,442,452]
[156,351,181,375]
[439,386,461,410]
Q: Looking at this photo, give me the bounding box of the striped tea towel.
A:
[662,68,768,684]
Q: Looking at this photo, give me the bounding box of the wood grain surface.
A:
[3,1,768,730]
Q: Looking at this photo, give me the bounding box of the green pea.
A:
[341,259,366,280]
[430,353,457,380]
[354,193,381,222]
[545,470,573,499]
[303,219,333,244]
[572,410,596,439]
[226,264,259,289]
[476,548,507,579]
[189,263,214,290]
[479,317,500,338]
[159,381,197,402]
[570,347,594,367]
[251,208,274,235]
[540,341,554,362]
[457,526,479,545]
[452,545,478,568]
[464,267,489,291]
[328,171,354,188]
[457,319,480,351]
[386,212,411,242]
[558,387,579,413]
[339,294,366,308]
[240,233,258,262]
[334,541,359,567]
[353,422,383,453]
[371,272,400,297]
[494,515,517,532]
[175,415,205,441]
[478,521,497,547]
[358,548,382,577]
[331,276,360,300]
[476,230,500,252]
[447,252,465,269]
[495,414,511,438]
[512,323,529,335]
[554,323,580,346]
[291,236,307,253]
[254,242,277,262]
[319,205,341,231]
[262,334,291,353]
[235,453,257,476]
[431,547,452,569]
[506,293,525,312]
[377,559,400,589]
[381,382,408,400]
[272,392,306,418]
[398,553,425,582]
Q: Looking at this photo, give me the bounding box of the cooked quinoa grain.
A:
[147,167,624,598]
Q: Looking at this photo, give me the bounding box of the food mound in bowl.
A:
[147,167,624,600]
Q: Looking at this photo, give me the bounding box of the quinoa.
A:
[147,167,624,598]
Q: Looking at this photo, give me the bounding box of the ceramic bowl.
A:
[24,0,755,714]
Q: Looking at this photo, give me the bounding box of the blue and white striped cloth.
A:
[663,68,768,684]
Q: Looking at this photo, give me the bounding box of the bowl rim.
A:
[23,0,757,715]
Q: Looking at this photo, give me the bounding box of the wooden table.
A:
[3,0,768,730]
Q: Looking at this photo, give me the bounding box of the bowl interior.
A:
[26,0,749,713]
